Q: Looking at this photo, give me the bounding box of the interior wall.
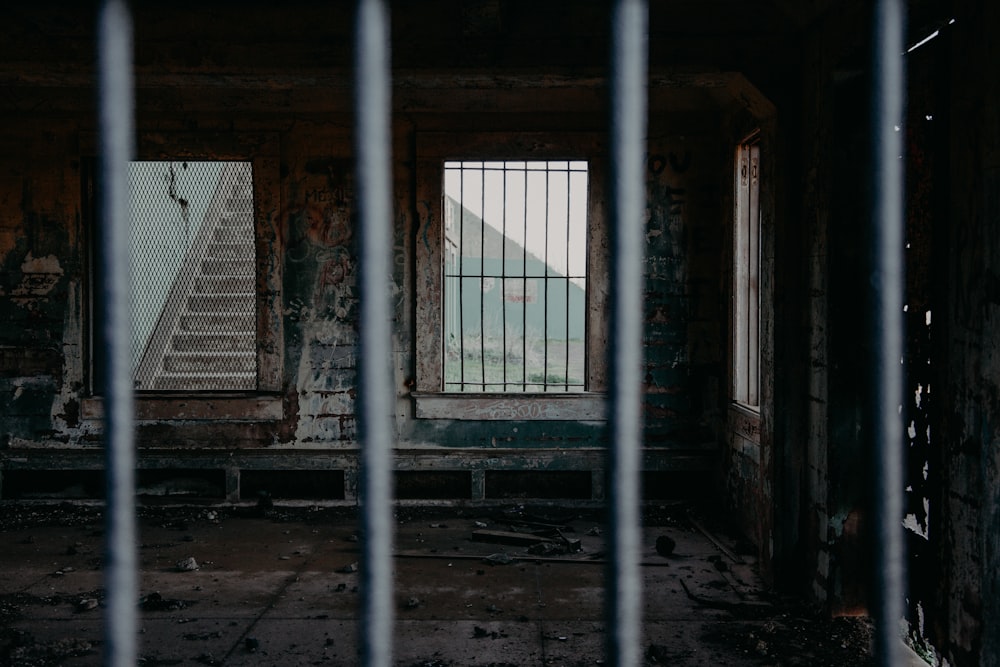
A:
[0,3,749,506]
[939,0,1000,664]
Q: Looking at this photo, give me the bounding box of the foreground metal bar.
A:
[97,1,137,665]
[355,1,395,666]
[606,1,647,665]
[870,0,907,664]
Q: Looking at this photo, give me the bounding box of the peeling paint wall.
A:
[0,5,737,508]
[0,124,83,450]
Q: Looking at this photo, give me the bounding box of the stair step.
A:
[179,313,255,332]
[163,352,256,373]
[202,258,254,276]
[187,294,255,313]
[206,243,255,261]
[151,373,256,391]
[172,333,255,353]
[225,198,253,213]
[195,275,255,293]
[213,227,254,243]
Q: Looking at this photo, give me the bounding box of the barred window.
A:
[128,160,256,391]
[442,160,588,393]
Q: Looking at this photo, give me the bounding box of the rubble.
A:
[175,556,199,572]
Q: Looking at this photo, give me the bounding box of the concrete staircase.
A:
[135,164,257,391]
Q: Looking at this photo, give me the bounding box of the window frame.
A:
[81,132,283,422]
[413,132,608,421]
[732,132,761,411]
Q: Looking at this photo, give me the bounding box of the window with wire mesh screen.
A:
[443,160,588,392]
[128,160,257,391]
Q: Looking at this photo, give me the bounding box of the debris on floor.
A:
[0,501,882,666]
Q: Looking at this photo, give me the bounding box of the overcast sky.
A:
[444,161,588,284]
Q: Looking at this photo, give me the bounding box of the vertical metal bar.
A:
[870,0,907,665]
[543,165,550,390]
[458,166,466,389]
[522,167,528,390]
[748,145,760,406]
[607,0,647,665]
[480,165,487,389]
[97,1,137,665]
[565,164,571,391]
[502,164,508,390]
[354,1,394,665]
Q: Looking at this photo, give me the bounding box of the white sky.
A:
[444,161,589,281]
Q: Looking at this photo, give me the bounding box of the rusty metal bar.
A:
[606,0,647,665]
[870,0,907,664]
[354,0,395,666]
[97,1,137,665]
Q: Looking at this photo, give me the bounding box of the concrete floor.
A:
[0,502,895,666]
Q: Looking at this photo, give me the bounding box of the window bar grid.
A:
[97,1,138,665]
[607,0,647,665]
[354,0,395,665]
[443,161,586,392]
[870,0,907,665]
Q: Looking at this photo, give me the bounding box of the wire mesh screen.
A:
[443,160,588,392]
[128,160,257,390]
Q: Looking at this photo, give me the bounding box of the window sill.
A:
[728,402,761,441]
[81,395,283,422]
[413,392,607,421]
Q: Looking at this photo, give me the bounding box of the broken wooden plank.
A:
[471,529,557,546]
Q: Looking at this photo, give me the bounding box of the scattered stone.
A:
[527,541,564,556]
[139,592,189,612]
[586,526,602,536]
[175,556,199,572]
[655,535,676,557]
[245,637,260,653]
[405,597,421,609]
[335,583,347,592]
[75,597,99,613]
[483,552,514,565]
[338,561,359,573]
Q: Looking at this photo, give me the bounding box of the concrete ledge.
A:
[0,446,715,504]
